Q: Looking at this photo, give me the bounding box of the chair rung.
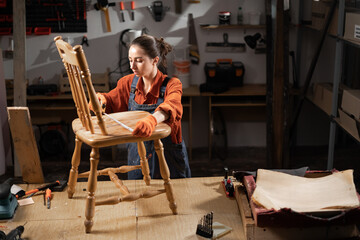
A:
[95,189,166,206]
[78,165,142,178]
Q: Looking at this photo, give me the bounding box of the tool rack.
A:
[0,0,88,35]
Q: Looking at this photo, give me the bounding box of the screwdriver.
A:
[15,180,60,199]
[131,1,135,21]
[45,188,51,209]
[119,2,125,22]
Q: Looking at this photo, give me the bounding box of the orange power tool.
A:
[15,181,60,199]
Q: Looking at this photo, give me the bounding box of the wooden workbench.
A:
[0,177,244,239]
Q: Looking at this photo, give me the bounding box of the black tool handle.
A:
[6,226,24,240]
[38,181,60,191]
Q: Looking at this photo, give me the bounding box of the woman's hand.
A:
[89,93,106,113]
[132,115,157,137]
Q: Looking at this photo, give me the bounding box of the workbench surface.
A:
[1,177,244,240]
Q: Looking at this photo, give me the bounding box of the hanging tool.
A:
[81,35,89,46]
[130,1,135,21]
[188,13,200,64]
[147,1,170,22]
[45,188,51,209]
[174,0,181,14]
[119,2,125,22]
[15,181,60,199]
[94,0,116,32]
[206,33,245,52]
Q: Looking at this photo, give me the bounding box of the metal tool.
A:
[0,179,18,219]
[196,212,213,238]
[130,1,135,21]
[5,225,24,240]
[119,2,125,22]
[45,188,51,209]
[103,112,134,132]
[206,33,245,52]
[94,0,116,32]
[15,181,60,199]
[147,1,169,22]
[188,13,200,64]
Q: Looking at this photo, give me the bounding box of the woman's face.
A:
[128,45,157,78]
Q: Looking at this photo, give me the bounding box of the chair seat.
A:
[72,110,171,148]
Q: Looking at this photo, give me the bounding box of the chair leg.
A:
[138,141,151,185]
[67,137,82,198]
[154,139,177,215]
[84,147,99,233]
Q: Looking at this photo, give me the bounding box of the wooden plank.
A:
[13,0,27,177]
[234,185,255,240]
[13,0,26,107]
[7,107,44,183]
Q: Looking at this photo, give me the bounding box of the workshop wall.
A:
[3,0,318,149]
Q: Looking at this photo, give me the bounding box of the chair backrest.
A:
[54,36,107,135]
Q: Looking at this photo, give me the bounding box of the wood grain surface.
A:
[4,177,245,239]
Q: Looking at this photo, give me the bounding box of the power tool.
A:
[0,179,18,219]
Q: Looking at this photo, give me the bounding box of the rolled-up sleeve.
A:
[102,75,132,113]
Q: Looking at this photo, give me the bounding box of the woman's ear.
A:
[153,56,159,66]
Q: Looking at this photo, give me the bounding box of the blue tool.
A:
[0,179,18,219]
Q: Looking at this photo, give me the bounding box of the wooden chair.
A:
[54,36,177,233]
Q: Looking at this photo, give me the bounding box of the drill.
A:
[3,225,24,240]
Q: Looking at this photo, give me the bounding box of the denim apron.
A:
[127,76,191,179]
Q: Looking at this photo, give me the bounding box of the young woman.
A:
[93,35,191,179]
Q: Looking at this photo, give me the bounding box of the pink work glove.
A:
[132,115,157,137]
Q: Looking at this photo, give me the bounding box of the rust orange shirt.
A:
[102,70,184,144]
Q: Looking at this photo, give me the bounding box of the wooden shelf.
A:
[201,84,266,96]
[182,85,200,96]
[211,102,266,107]
[334,118,360,142]
[7,94,74,101]
[307,94,360,143]
[302,24,360,48]
[200,24,266,30]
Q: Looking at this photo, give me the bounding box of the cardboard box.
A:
[311,1,339,36]
[311,83,334,115]
[344,12,360,43]
[338,108,360,140]
[341,89,360,119]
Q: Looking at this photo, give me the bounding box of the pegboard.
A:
[0,0,89,35]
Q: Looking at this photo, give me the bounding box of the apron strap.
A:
[130,75,139,100]
[157,76,170,104]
